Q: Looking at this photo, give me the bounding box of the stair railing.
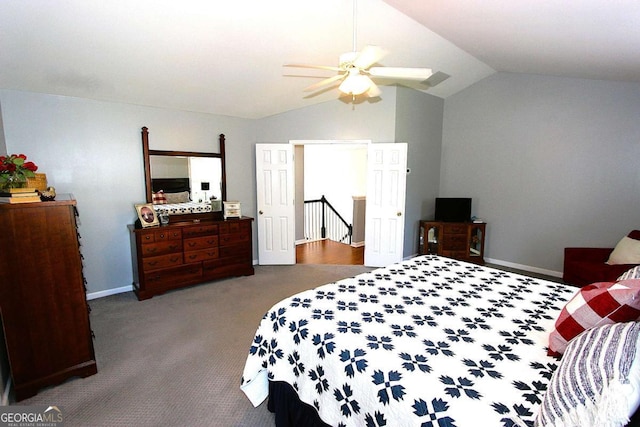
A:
[304,195,352,244]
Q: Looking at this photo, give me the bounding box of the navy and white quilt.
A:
[241,255,576,427]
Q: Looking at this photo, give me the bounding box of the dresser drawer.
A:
[442,234,467,250]
[139,228,182,243]
[155,229,182,241]
[219,243,251,258]
[203,259,253,280]
[183,224,218,238]
[204,255,250,270]
[141,240,183,257]
[143,264,202,288]
[219,232,250,246]
[443,224,467,234]
[142,253,183,272]
[218,221,250,234]
[184,235,218,251]
[184,247,219,263]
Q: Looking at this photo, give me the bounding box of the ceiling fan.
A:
[284,0,436,98]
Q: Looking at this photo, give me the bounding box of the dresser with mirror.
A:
[129,127,254,300]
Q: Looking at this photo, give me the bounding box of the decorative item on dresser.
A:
[0,194,97,401]
[418,220,486,264]
[128,217,254,300]
[223,200,241,220]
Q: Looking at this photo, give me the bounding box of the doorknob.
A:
[259,210,264,215]
[397,212,402,217]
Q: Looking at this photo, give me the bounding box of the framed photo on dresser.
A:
[135,203,159,228]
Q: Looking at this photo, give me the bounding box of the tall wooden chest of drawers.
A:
[0,196,97,401]
[129,217,254,300]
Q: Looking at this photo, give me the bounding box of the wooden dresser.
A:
[419,220,486,264]
[129,216,254,300]
[0,196,97,401]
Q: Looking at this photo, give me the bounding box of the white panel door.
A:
[255,144,295,265]
[364,143,407,267]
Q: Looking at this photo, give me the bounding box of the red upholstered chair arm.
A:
[564,247,613,263]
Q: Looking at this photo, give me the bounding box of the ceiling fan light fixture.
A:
[339,72,372,95]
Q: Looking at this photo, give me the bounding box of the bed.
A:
[241,255,640,427]
[151,177,213,216]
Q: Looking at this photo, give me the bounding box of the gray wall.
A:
[0,102,5,156]
[0,102,6,402]
[294,145,305,241]
[395,87,444,257]
[441,72,640,274]
[0,89,255,296]
[256,88,398,142]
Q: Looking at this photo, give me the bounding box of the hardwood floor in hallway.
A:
[296,240,364,265]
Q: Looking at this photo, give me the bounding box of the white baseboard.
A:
[485,257,562,278]
[351,241,364,248]
[86,285,132,301]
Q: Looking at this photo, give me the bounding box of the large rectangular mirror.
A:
[149,155,222,202]
[141,127,227,217]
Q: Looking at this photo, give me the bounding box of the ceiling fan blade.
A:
[304,74,345,92]
[369,67,433,81]
[352,45,387,69]
[423,71,450,87]
[284,64,342,72]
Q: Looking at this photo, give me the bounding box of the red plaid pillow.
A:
[548,279,640,357]
[152,190,167,205]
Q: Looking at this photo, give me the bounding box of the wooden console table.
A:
[419,220,486,264]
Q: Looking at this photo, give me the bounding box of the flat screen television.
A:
[435,198,472,222]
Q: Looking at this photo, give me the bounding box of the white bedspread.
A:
[241,255,576,426]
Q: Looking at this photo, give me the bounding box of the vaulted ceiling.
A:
[1,0,638,119]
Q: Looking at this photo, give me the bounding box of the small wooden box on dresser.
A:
[0,195,97,401]
[418,220,487,264]
[129,216,254,300]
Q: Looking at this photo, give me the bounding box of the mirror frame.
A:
[141,126,227,205]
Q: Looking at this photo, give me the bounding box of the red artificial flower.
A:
[23,161,38,172]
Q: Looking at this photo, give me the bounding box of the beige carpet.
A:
[15,264,371,426]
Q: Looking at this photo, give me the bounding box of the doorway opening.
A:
[294,141,368,266]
